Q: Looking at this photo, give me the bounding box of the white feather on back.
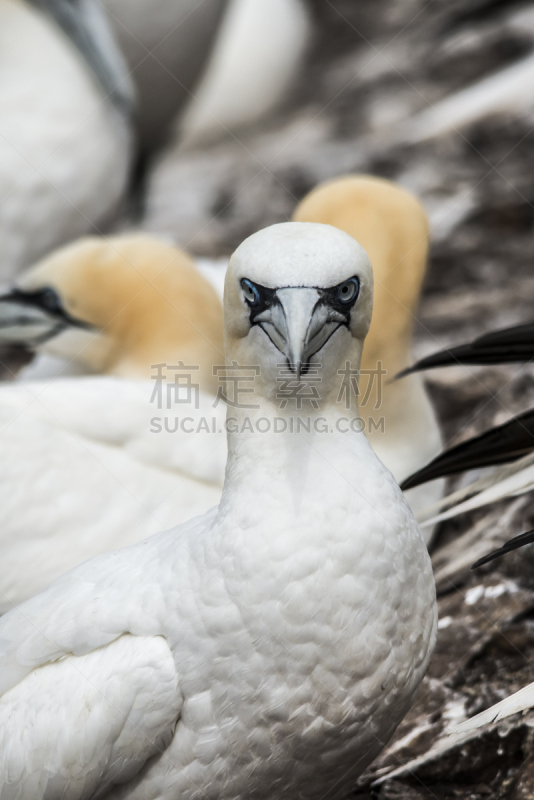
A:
[0,634,181,799]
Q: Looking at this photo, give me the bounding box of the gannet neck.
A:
[222,399,367,488]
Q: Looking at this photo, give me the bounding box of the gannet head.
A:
[224,222,373,405]
[0,235,223,389]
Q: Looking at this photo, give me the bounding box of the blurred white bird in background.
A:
[101,0,310,152]
[178,0,311,146]
[101,0,230,151]
[0,235,226,610]
[0,0,134,281]
[0,222,436,799]
[2,233,224,388]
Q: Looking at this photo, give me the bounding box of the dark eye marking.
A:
[8,287,63,314]
[240,275,361,328]
[1,287,92,329]
[320,277,360,314]
[240,278,278,321]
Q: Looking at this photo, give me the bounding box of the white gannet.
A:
[0,234,227,610]
[0,0,133,281]
[398,321,534,526]
[293,175,444,542]
[101,0,229,150]
[0,221,436,799]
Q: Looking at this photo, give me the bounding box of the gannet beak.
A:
[255,287,345,376]
[0,288,93,347]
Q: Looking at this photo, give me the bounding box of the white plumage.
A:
[101,0,228,150]
[0,0,132,281]
[0,377,225,610]
[0,223,436,799]
[179,0,311,145]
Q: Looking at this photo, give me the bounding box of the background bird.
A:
[177,0,311,147]
[1,233,224,390]
[293,175,444,541]
[0,222,436,799]
[0,234,226,609]
[101,0,229,151]
[0,0,133,281]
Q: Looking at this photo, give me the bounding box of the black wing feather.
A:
[471,530,534,569]
[400,407,534,490]
[397,322,534,379]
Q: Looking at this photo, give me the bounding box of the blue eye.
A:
[241,279,260,307]
[337,278,359,305]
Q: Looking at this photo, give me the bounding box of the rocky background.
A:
[136,1,534,797]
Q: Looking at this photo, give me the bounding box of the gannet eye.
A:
[241,278,261,307]
[39,287,62,313]
[336,277,359,306]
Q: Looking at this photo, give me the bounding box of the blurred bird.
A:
[0,234,224,391]
[101,0,310,152]
[101,0,229,151]
[178,0,311,146]
[398,320,534,526]
[0,234,226,610]
[0,0,134,281]
[0,222,436,799]
[293,175,444,541]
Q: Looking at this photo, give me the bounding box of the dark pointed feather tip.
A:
[400,473,424,491]
[471,529,534,569]
[394,366,415,381]
[471,552,499,570]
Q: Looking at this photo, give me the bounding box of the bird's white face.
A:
[224,222,374,408]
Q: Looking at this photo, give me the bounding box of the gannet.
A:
[398,321,534,525]
[0,222,436,799]
[0,234,226,609]
[1,234,224,392]
[293,175,444,542]
[0,0,133,281]
[0,210,441,608]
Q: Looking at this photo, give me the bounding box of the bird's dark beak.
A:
[0,288,93,347]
